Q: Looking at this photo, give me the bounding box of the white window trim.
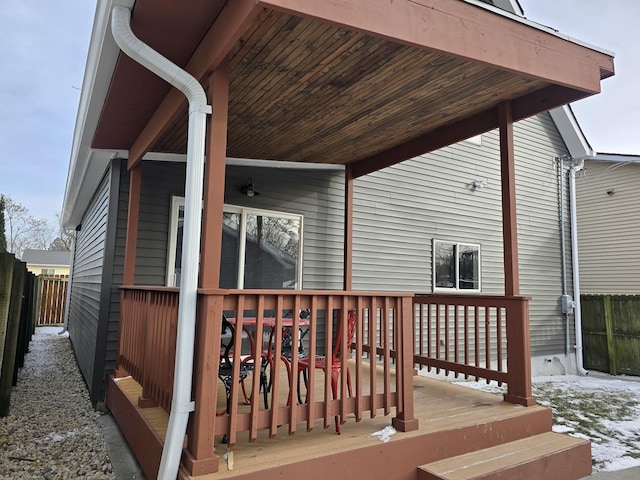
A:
[166,196,304,289]
[432,239,481,293]
[166,196,184,286]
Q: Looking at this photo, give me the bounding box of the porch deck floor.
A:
[113,364,550,479]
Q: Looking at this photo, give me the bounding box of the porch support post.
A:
[183,60,230,476]
[499,101,535,406]
[499,101,519,297]
[344,165,354,291]
[199,57,229,289]
[504,297,536,406]
[115,164,141,377]
[123,165,141,285]
[183,293,223,476]
[391,296,419,432]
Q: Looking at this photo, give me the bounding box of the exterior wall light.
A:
[241,177,260,197]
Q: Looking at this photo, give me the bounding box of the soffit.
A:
[91,0,614,170]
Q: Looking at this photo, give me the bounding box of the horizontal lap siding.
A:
[224,165,345,290]
[352,112,572,356]
[576,160,640,294]
[512,115,573,356]
[68,169,110,396]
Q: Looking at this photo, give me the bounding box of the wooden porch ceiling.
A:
[92,0,614,177]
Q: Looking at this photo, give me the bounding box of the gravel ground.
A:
[0,327,115,479]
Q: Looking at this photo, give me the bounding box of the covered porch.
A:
[76,0,615,478]
[109,289,547,478]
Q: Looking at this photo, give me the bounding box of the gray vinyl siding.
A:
[224,165,345,290]
[352,112,574,356]
[117,162,345,291]
[576,160,640,294]
[514,115,575,355]
[90,161,344,405]
[136,161,186,285]
[67,169,110,399]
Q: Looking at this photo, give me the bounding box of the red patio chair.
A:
[297,308,356,433]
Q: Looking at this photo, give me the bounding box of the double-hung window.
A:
[167,197,303,289]
[433,240,481,292]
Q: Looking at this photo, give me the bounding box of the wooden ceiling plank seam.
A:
[128,0,263,168]
[232,34,412,157]
[228,8,274,68]
[229,15,332,128]
[234,30,372,153]
[348,82,576,177]
[259,0,613,92]
[229,10,299,90]
[232,51,398,155]
[229,18,370,144]
[232,30,536,163]
[350,107,501,178]
[277,51,463,147]
[232,19,345,123]
[322,75,542,165]
[268,56,508,162]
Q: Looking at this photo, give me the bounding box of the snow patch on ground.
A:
[459,374,640,472]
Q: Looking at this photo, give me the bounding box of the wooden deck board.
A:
[111,365,551,479]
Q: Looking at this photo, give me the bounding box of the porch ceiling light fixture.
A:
[241,177,260,197]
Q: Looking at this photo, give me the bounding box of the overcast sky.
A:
[0,0,638,225]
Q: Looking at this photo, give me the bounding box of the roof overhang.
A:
[62,0,614,226]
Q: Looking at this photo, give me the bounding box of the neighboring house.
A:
[60,0,613,478]
[575,154,640,295]
[22,249,71,277]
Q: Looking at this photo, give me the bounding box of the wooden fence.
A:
[581,294,640,376]
[36,275,69,326]
[0,252,37,417]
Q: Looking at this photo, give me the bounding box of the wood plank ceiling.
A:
[150,9,545,164]
[91,0,613,174]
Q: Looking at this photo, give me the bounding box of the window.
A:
[167,198,303,289]
[41,268,55,275]
[433,240,480,292]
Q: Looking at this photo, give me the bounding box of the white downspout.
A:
[111,6,211,479]
[59,232,77,335]
[569,159,588,375]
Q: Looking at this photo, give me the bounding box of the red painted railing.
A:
[115,288,533,476]
[117,287,179,412]
[412,294,534,406]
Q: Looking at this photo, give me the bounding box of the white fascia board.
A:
[549,105,596,160]
[141,152,346,171]
[61,0,134,228]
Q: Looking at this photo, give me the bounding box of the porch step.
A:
[417,432,591,480]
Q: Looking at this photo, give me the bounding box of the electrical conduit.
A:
[111,6,211,478]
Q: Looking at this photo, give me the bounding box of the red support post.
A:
[392,296,419,432]
[182,294,223,475]
[503,296,536,406]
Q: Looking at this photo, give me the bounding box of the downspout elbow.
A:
[111,5,211,479]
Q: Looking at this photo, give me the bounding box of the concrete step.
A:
[417,431,591,480]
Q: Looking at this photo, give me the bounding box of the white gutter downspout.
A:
[568,158,588,375]
[59,232,77,335]
[111,6,211,479]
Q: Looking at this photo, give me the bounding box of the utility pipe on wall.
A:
[569,158,588,375]
[111,6,212,479]
[557,156,570,355]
